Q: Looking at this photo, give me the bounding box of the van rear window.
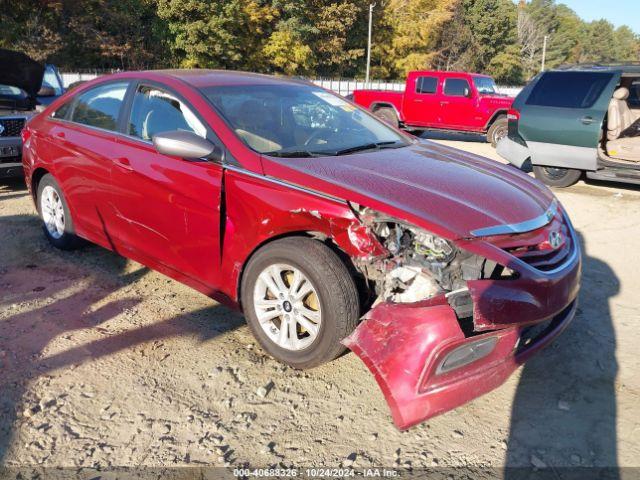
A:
[526,71,614,108]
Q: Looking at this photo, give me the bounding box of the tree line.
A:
[1,0,638,84]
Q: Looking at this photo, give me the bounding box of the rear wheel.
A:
[37,174,83,250]
[487,116,508,148]
[533,165,582,188]
[241,237,359,369]
[373,107,399,128]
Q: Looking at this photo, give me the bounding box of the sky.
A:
[558,0,639,34]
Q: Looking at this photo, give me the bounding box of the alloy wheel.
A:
[253,263,322,351]
[41,185,65,239]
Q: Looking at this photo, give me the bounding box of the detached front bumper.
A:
[343,299,577,430]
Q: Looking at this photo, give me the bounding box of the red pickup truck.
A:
[352,70,514,147]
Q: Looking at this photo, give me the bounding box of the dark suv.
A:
[0,49,64,179]
[498,65,640,187]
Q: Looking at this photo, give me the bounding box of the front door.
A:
[517,71,620,170]
[440,77,476,129]
[109,83,224,288]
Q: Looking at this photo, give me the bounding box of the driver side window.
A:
[128,85,206,141]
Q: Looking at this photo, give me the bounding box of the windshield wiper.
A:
[264,150,321,158]
[335,141,404,156]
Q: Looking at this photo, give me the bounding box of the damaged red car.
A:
[21,71,581,429]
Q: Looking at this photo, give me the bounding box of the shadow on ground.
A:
[0,214,244,464]
[506,231,619,476]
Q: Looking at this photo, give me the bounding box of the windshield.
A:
[42,66,64,95]
[0,84,28,100]
[473,77,497,95]
[202,84,408,157]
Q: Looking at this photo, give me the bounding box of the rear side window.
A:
[416,77,437,94]
[70,82,128,131]
[444,78,470,97]
[526,72,614,108]
[629,80,640,107]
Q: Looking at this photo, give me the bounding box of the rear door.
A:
[403,74,441,126]
[517,71,620,170]
[47,81,129,246]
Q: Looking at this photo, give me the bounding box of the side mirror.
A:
[152,130,220,161]
[38,84,56,97]
[463,87,472,98]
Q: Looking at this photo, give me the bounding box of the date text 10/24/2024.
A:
[233,468,400,477]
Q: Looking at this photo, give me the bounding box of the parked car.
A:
[498,65,640,187]
[0,49,64,179]
[352,70,514,146]
[22,70,580,429]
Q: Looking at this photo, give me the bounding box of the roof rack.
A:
[556,62,640,70]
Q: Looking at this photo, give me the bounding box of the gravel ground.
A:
[1,136,639,473]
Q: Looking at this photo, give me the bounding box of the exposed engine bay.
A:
[350,204,510,318]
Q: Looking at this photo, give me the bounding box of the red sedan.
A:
[21,70,581,429]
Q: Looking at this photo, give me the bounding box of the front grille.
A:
[0,118,26,137]
[497,216,574,272]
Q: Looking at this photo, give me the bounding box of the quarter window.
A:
[128,85,206,141]
[70,82,128,131]
[51,101,72,120]
[444,78,471,97]
[526,72,614,108]
[416,77,438,94]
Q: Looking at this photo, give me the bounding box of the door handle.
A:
[440,101,449,106]
[414,99,424,103]
[55,131,65,139]
[114,157,133,171]
[581,116,594,125]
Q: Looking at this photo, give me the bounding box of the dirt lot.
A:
[1,136,639,473]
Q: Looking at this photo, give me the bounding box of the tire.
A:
[373,107,399,128]
[533,165,582,188]
[487,116,508,148]
[36,174,83,250]
[241,237,359,369]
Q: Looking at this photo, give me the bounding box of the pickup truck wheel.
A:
[487,116,508,147]
[241,237,359,369]
[533,166,582,188]
[373,107,399,128]
[37,174,83,250]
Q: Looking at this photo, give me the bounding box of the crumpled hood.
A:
[0,49,45,98]
[262,141,555,239]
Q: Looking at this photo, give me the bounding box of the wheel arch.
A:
[370,102,402,121]
[485,110,508,130]
[236,230,369,314]
[31,167,51,203]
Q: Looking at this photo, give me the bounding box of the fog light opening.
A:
[436,336,498,375]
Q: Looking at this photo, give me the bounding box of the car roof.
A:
[129,69,314,89]
[552,64,640,74]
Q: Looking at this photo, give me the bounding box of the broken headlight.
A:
[350,203,507,311]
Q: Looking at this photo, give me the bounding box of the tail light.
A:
[21,126,32,145]
[506,108,526,145]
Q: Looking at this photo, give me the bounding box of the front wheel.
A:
[241,237,359,369]
[533,165,582,188]
[487,116,508,148]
